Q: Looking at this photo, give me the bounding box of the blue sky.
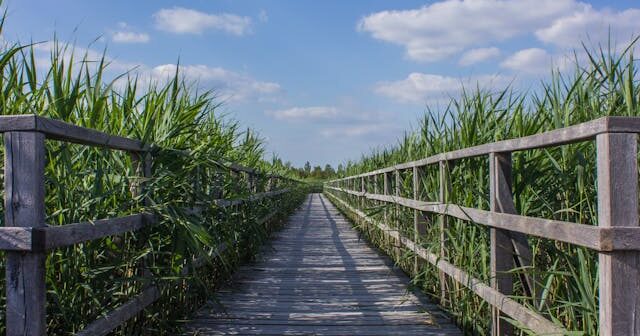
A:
[2,0,640,167]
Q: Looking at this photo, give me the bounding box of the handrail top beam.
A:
[0,114,149,152]
[0,114,301,181]
[329,116,640,182]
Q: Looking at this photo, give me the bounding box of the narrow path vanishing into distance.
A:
[184,193,462,335]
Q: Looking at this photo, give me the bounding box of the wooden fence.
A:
[0,114,299,335]
[324,116,640,336]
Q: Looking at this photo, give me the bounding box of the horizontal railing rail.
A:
[0,114,300,336]
[330,116,640,180]
[324,116,640,336]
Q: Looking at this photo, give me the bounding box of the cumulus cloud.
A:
[265,104,398,140]
[374,72,509,104]
[153,7,252,35]
[112,31,150,43]
[149,64,280,102]
[500,48,578,76]
[500,48,553,74]
[458,47,501,66]
[535,6,640,48]
[33,41,142,72]
[111,22,150,43]
[319,124,391,138]
[267,106,338,120]
[358,0,583,62]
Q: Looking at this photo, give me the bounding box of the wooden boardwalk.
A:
[184,193,461,335]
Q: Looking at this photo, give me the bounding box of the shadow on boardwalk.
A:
[184,193,462,335]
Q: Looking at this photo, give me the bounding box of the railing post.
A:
[438,161,450,306]
[4,131,46,336]
[383,172,391,253]
[596,133,640,336]
[394,169,401,259]
[368,174,376,236]
[413,166,427,276]
[360,176,366,230]
[489,152,514,336]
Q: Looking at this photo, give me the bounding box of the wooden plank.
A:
[490,153,537,304]
[213,189,289,207]
[43,214,153,249]
[325,186,640,251]
[413,167,427,277]
[328,116,640,183]
[383,172,392,255]
[0,114,39,132]
[438,161,449,306]
[4,131,47,336]
[596,133,640,336]
[38,116,149,152]
[0,115,148,152]
[0,227,42,251]
[489,152,513,336]
[185,324,460,336]
[76,286,160,336]
[187,194,460,335]
[393,170,401,259]
[326,192,565,335]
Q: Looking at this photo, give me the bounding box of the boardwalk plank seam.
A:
[184,193,461,335]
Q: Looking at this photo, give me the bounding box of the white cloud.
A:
[500,48,576,75]
[500,48,553,74]
[535,6,640,48]
[265,104,397,140]
[375,72,509,104]
[149,64,280,102]
[458,47,500,66]
[153,7,252,35]
[112,31,150,43]
[267,106,338,120]
[358,0,583,62]
[33,41,142,72]
[320,124,390,138]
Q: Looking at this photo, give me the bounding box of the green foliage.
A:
[328,39,640,335]
[0,20,308,335]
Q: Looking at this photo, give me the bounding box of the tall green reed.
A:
[0,16,308,335]
[331,39,639,335]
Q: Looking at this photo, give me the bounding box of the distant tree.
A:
[304,161,311,176]
[311,165,323,178]
[324,164,335,177]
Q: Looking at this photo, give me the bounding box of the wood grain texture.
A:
[596,133,640,336]
[0,227,40,251]
[75,286,160,336]
[4,131,46,336]
[412,167,427,277]
[326,191,565,335]
[328,116,640,182]
[184,194,461,335]
[43,214,153,250]
[0,115,148,152]
[438,161,449,306]
[213,189,289,207]
[489,152,514,336]
[325,186,640,251]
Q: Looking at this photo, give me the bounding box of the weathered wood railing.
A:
[0,115,298,335]
[324,116,640,336]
